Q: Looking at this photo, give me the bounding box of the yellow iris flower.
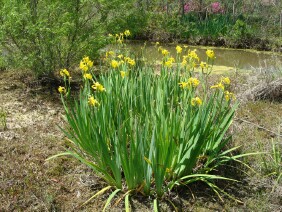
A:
[92,82,106,92]
[120,71,127,78]
[58,86,66,94]
[188,77,200,88]
[206,49,215,59]
[211,82,224,90]
[164,60,173,68]
[161,49,169,56]
[221,77,231,85]
[111,60,120,69]
[176,45,182,54]
[224,91,236,101]
[60,69,70,78]
[200,61,208,69]
[124,30,130,37]
[88,96,100,107]
[191,97,203,106]
[84,73,92,80]
[188,50,199,61]
[179,82,189,89]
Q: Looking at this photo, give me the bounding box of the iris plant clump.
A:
[50,31,248,210]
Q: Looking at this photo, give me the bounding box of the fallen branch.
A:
[235,118,282,137]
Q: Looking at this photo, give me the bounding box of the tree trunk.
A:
[180,0,184,17]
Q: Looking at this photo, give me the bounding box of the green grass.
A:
[0,107,7,131]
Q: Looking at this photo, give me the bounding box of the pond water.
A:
[128,41,282,71]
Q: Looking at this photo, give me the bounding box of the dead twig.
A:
[235,118,282,137]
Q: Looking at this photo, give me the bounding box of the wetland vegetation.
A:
[0,1,281,211]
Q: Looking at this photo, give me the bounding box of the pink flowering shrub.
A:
[184,1,198,14]
[184,3,191,13]
[211,2,224,14]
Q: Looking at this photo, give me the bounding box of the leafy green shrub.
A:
[231,19,251,39]
[106,9,149,37]
[0,0,107,77]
